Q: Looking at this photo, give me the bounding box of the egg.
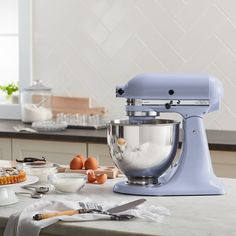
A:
[84,156,98,170]
[70,154,85,170]
[96,173,107,184]
[117,138,126,146]
[75,154,85,166]
[87,170,96,183]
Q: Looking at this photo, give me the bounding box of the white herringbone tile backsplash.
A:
[33,0,236,130]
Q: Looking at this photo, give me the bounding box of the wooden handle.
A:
[33,210,79,220]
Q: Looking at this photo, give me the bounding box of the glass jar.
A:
[21,80,53,123]
[22,162,58,184]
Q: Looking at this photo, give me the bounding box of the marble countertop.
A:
[0,119,236,150]
[0,177,236,236]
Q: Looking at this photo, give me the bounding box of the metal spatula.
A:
[33,199,146,220]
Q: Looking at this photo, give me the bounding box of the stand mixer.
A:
[107,73,225,196]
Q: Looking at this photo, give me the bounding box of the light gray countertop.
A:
[0,119,236,151]
[0,177,236,236]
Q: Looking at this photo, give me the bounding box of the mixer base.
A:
[113,180,224,196]
[127,176,159,185]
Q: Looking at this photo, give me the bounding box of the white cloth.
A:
[3,199,170,236]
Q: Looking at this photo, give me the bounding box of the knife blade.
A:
[106,198,146,214]
[33,198,146,220]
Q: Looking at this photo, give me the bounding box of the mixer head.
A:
[116,73,223,123]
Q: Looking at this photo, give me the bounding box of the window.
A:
[0,0,18,89]
[0,0,32,119]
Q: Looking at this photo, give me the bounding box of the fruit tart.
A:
[0,167,27,185]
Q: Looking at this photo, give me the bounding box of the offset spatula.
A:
[33,198,146,220]
[106,199,146,214]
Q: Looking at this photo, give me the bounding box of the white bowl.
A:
[23,162,58,184]
[50,173,87,193]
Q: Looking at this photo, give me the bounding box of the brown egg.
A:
[84,156,98,170]
[96,173,107,184]
[117,138,126,145]
[75,154,86,166]
[70,155,85,170]
[87,170,96,183]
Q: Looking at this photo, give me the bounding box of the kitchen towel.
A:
[3,199,170,236]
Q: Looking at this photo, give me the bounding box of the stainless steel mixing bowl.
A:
[107,119,180,185]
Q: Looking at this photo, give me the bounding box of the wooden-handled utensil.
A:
[33,208,89,220]
[33,199,146,220]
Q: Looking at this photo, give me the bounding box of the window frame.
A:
[0,0,32,119]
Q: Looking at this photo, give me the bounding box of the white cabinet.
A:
[12,139,86,165]
[169,148,236,179]
[87,144,236,176]
[210,150,236,178]
[1,137,235,178]
[87,143,113,166]
[11,140,113,166]
[0,138,12,160]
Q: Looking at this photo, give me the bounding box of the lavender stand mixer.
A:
[107,73,225,196]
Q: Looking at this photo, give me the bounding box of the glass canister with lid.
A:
[21,80,53,123]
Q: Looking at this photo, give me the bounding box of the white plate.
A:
[0,175,39,206]
[32,121,68,132]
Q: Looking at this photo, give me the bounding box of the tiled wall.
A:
[33,0,236,130]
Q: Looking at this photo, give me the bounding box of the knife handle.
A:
[33,209,88,220]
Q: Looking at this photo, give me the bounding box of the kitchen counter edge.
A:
[0,119,235,151]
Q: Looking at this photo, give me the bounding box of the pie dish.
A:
[0,167,27,185]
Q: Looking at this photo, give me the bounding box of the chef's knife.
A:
[33,198,146,220]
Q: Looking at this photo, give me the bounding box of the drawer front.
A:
[210,150,236,178]
[12,139,86,165]
[0,138,12,160]
[87,143,113,166]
